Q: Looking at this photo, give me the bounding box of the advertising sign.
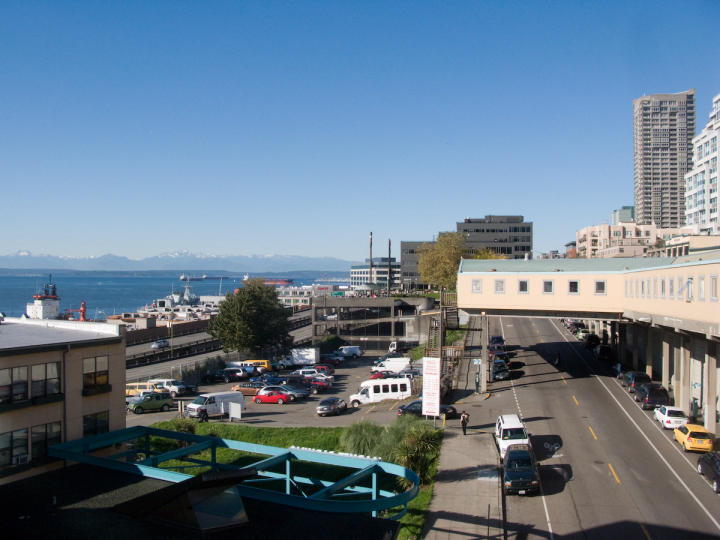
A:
[422,356,441,417]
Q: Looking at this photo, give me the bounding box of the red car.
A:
[370,370,398,380]
[307,377,331,391]
[253,391,288,404]
[313,364,335,375]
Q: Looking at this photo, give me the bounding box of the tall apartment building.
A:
[685,93,720,234]
[633,90,696,228]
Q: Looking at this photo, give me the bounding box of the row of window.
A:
[0,362,61,404]
[471,279,607,296]
[624,274,719,302]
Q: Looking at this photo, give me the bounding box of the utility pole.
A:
[387,238,391,297]
[481,312,488,393]
[369,232,373,289]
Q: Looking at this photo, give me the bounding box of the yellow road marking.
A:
[640,523,652,540]
[388,401,398,411]
[608,463,621,484]
[588,425,598,440]
[572,395,579,406]
[364,405,376,415]
[561,375,567,385]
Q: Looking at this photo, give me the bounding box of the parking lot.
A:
[125,355,430,429]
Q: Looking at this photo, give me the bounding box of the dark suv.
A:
[622,371,652,393]
[503,443,540,496]
[634,383,670,409]
[697,452,720,493]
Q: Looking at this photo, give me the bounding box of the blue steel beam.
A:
[137,439,217,466]
[309,463,378,499]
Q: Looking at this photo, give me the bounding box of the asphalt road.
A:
[480,316,720,540]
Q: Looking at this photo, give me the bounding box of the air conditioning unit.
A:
[12,455,28,465]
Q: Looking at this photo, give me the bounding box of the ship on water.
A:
[242,274,293,286]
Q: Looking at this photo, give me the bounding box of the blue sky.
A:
[2,1,719,261]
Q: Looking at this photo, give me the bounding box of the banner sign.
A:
[422,356,441,416]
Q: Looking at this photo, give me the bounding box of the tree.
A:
[417,232,468,290]
[208,278,291,355]
[418,233,507,290]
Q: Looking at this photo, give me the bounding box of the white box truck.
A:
[349,378,413,408]
[278,347,319,369]
[186,391,245,420]
[371,357,411,373]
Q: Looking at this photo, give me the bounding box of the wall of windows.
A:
[0,367,28,404]
[83,411,109,437]
[83,356,108,389]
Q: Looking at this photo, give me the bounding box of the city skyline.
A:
[2,2,720,260]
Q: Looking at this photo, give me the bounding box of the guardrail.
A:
[126,337,223,368]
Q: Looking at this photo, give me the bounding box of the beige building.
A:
[0,317,126,486]
[576,222,691,258]
[457,255,720,434]
[634,90,696,228]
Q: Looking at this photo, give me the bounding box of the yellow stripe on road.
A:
[572,395,579,406]
[588,425,598,440]
[364,405,376,415]
[388,401,399,411]
[561,375,567,385]
[608,463,621,484]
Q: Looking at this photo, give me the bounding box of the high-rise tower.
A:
[633,90,695,228]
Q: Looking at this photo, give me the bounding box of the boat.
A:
[179,274,206,281]
[242,274,293,286]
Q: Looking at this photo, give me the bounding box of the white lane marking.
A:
[549,318,720,533]
[502,314,554,540]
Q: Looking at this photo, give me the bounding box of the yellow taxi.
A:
[674,424,715,453]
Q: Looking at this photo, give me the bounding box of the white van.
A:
[186,392,245,419]
[336,346,363,358]
[148,378,192,397]
[495,414,530,460]
[349,378,412,408]
[371,357,411,373]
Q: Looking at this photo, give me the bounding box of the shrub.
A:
[339,420,384,457]
[393,424,442,485]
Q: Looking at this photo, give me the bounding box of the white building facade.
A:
[685,93,720,234]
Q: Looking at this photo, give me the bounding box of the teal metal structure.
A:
[50,426,420,519]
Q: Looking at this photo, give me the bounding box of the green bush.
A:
[338,420,384,457]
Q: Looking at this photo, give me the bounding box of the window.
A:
[0,366,28,404]
[698,275,705,301]
[31,362,60,398]
[543,280,554,294]
[471,279,482,294]
[568,280,579,294]
[711,275,718,301]
[83,356,108,389]
[0,428,28,468]
[641,280,645,298]
[391,384,398,393]
[677,276,684,301]
[669,276,674,299]
[83,411,109,437]
[653,278,657,298]
[518,280,528,293]
[382,384,389,393]
[31,422,61,461]
[400,383,408,392]
[494,279,505,294]
[595,281,606,295]
[661,278,666,298]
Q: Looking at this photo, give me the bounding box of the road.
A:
[481,316,720,540]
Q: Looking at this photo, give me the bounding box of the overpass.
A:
[457,254,720,434]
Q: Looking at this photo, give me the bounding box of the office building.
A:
[685,93,720,234]
[611,206,635,225]
[350,258,401,288]
[633,90,696,228]
[457,216,533,258]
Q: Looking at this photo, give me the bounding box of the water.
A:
[0,271,322,318]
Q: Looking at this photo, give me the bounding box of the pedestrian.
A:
[460,410,469,435]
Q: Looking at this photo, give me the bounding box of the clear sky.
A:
[2,1,719,261]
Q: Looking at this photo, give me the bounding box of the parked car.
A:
[148,378,194,398]
[674,424,715,453]
[231,381,265,396]
[576,328,590,341]
[151,339,170,350]
[503,443,540,496]
[221,368,247,383]
[281,383,312,399]
[492,362,511,381]
[397,400,459,419]
[202,370,228,384]
[697,452,720,493]
[593,345,614,363]
[493,353,510,369]
[319,353,344,365]
[397,367,422,379]
[488,343,506,355]
[634,383,670,409]
[374,352,406,364]
[127,392,173,414]
[654,405,689,429]
[125,389,155,406]
[335,345,363,358]
[584,334,600,349]
[490,335,505,346]
[258,385,299,401]
[253,391,288,404]
[312,364,335,375]
[304,378,329,393]
[316,397,348,416]
[370,370,400,380]
[621,371,652,393]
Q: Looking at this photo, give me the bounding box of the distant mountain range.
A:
[0,250,357,272]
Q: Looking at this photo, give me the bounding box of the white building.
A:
[685,93,719,234]
[350,258,401,288]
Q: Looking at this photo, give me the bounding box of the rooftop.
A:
[457,257,681,274]
[0,317,122,353]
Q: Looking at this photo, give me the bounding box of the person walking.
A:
[460,410,469,435]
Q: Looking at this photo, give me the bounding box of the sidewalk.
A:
[422,419,503,539]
